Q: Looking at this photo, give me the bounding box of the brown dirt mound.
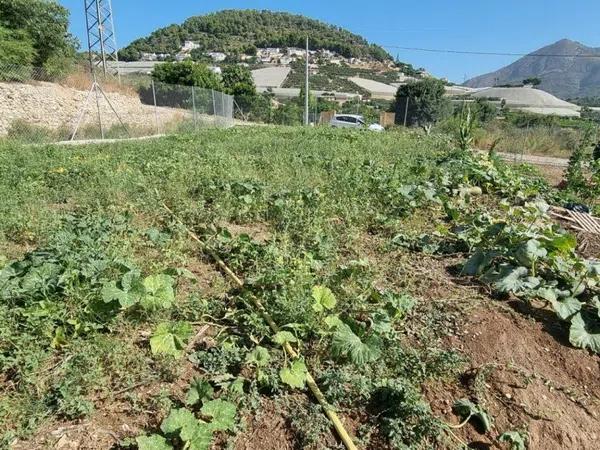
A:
[426,302,600,450]
[234,399,295,450]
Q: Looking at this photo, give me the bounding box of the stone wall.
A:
[0,81,194,137]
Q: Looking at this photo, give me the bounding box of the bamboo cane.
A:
[160,200,359,450]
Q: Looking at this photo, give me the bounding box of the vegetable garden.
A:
[0,127,598,449]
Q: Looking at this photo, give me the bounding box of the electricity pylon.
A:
[84,0,120,78]
[70,0,127,141]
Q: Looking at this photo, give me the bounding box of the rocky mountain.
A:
[120,9,392,62]
[464,39,600,99]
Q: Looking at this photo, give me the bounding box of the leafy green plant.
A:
[499,430,528,450]
[457,104,476,151]
[137,398,237,450]
[101,273,176,311]
[452,398,492,432]
[279,359,309,389]
[457,200,600,353]
[311,285,337,312]
[331,322,382,365]
[150,322,193,358]
[186,379,215,406]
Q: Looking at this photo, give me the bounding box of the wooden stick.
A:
[160,199,359,450]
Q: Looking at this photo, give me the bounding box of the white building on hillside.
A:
[320,49,335,59]
[279,56,293,65]
[175,52,191,61]
[287,48,305,57]
[207,52,227,62]
[257,48,284,63]
[140,52,157,61]
[182,41,200,52]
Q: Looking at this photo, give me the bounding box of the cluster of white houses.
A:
[139,41,397,70]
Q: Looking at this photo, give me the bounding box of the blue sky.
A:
[59,0,600,82]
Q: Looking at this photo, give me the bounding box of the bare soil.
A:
[424,276,600,449]
[234,399,296,450]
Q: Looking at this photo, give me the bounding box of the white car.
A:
[330,114,384,132]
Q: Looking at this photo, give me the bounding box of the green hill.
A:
[120,9,391,62]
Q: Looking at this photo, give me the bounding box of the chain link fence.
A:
[0,63,234,144]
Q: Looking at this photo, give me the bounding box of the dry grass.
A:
[58,68,138,97]
[476,123,581,158]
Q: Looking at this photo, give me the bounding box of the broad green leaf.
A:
[311,285,337,312]
[324,314,344,329]
[547,233,577,254]
[569,312,600,353]
[245,346,271,367]
[463,250,496,276]
[536,287,557,302]
[331,323,382,365]
[279,359,308,389]
[101,281,136,308]
[136,434,173,450]
[161,408,198,435]
[453,399,492,432]
[586,261,600,277]
[121,269,142,292]
[201,399,237,431]
[272,331,298,345]
[499,431,527,450]
[186,378,214,406]
[161,408,213,450]
[386,293,416,318]
[150,322,193,358]
[488,266,530,293]
[515,239,547,267]
[549,297,582,321]
[226,377,245,396]
[180,422,212,450]
[140,274,175,310]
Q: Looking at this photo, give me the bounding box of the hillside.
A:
[120,9,391,62]
[464,39,600,99]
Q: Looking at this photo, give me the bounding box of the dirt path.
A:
[494,151,569,167]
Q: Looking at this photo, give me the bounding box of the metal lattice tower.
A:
[84,0,120,77]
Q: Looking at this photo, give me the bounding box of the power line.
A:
[381,45,600,58]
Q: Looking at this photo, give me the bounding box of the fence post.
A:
[403,97,409,127]
[220,91,225,126]
[192,86,197,130]
[151,79,159,135]
[212,89,217,123]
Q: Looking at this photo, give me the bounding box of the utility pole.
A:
[305,36,309,126]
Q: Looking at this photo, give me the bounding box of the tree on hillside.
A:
[152,61,223,90]
[523,77,542,87]
[0,0,76,70]
[221,65,256,108]
[394,78,452,127]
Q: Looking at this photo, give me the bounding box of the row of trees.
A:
[0,0,77,74]
[151,61,259,111]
